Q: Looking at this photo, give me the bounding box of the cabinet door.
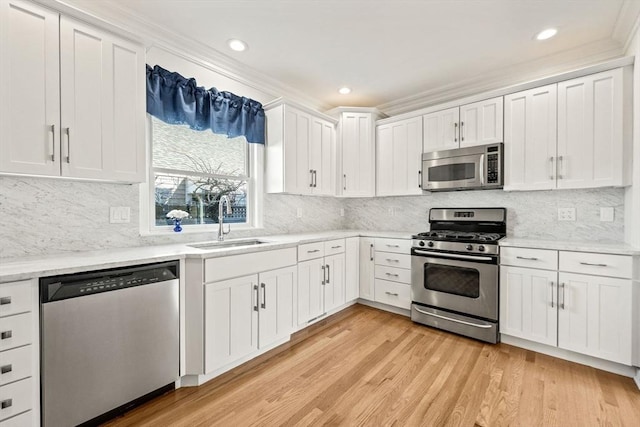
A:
[297,258,324,325]
[311,118,335,196]
[204,275,258,373]
[359,237,375,301]
[376,117,422,196]
[344,237,360,302]
[557,68,626,189]
[499,266,557,346]
[258,266,296,349]
[422,107,459,152]
[459,97,503,147]
[324,253,345,312]
[504,84,557,191]
[341,112,375,197]
[0,0,60,176]
[558,272,632,365]
[284,106,312,194]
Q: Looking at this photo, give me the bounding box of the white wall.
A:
[624,20,640,247]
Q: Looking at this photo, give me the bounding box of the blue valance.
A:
[146,64,265,144]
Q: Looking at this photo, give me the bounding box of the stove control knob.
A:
[478,245,485,252]
[465,244,473,251]
[427,241,434,248]
[418,241,425,247]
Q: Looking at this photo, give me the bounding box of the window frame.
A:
[140,115,264,236]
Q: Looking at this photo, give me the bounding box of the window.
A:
[147,116,260,232]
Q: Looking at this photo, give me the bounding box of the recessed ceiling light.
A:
[338,87,351,95]
[228,39,248,52]
[536,28,558,41]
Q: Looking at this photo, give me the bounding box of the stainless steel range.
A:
[410,208,506,343]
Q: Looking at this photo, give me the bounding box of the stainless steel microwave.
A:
[421,143,503,191]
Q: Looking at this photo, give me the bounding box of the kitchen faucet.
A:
[218,195,232,241]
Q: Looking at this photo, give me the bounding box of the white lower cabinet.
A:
[358,237,375,301]
[500,247,636,366]
[297,258,325,325]
[373,238,412,310]
[344,237,360,302]
[204,266,297,374]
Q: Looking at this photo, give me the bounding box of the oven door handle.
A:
[412,249,494,262]
[414,306,493,329]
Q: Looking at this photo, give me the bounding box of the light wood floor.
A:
[105,304,640,426]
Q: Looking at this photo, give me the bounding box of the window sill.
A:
[140,223,263,237]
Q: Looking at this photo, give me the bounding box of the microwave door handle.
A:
[479,154,485,185]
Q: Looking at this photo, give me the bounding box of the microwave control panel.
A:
[486,153,499,183]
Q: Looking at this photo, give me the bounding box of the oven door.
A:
[411,250,498,321]
[422,153,483,191]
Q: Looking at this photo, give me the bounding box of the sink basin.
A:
[188,239,269,250]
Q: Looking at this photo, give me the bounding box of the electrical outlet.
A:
[296,208,303,218]
[387,207,394,216]
[600,207,614,222]
[557,207,576,221]
[110,206,130,223]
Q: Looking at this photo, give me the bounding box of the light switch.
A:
[600,207,614,222]
[110,207,131,224]
[296,208,303,218]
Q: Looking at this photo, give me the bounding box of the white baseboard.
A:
[634,368,640,389]
[501,334,637,378]
[357,298,411,317]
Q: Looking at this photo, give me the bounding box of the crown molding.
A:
[613,0,640,52]
[35,0,332,112]
[263,98,339,124]
[375,38,625,116]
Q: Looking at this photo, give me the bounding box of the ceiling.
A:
[62,0,639,113]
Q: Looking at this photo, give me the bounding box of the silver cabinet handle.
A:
[560,283,566,310]
[309,169,314,187]
[385,273,399,277]
[343,174,347,191]
[326,264,330,284]
[550,281,555,308]
[549,157,555,180]
[385,291,399,296]
[516,256,539,261]
[331,245,342,249]
[307,249,320,253]
[454,122,458,142]
[460,121,464,141]
[253,284,259,312]
[313,170,317,188]
[386,244,400,248]
[0,297,11,305]
[260,283,266,309]
[0,365,11,374]
[370,243,374,261]
[418,170,422,188]
[558,155,564,179]
[579,262,608,267]
[0,331,11,340]
[414,306,493,329]
[321,265,325,285]
[65,127,71,163]
[50,124,56,162]
[385,258,399,263]
[1,399,12,410]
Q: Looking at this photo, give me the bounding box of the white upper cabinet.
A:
[337,110,377,197]
[556,68,631,189]
[265,101,336,196]
[0,1,146,182]
[422,97,503,153]
[504,68,631,191]
[0,0,60,176]
[504,84,557,191]
[376,116,423,196]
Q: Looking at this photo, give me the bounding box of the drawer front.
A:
[0,410,32,427]
[374,265,411,284]
[374,238,411,255]
[0,378,32,422]
[374,252,411,269]
[0,346,31,387]
[500,247,558,270]
[0,314,31,352]
[559,252,632,279]
[298,242,325,262]
[324,239,346,256]
[374,279,411,309]
[0,282,31,318]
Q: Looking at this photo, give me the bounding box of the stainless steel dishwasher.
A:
[40,261,180,427]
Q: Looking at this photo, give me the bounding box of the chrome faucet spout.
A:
[218,195,232,241]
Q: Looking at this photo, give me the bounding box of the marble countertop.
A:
[499,238,640,255]
[0,230,413,283]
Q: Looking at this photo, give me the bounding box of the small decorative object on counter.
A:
[166,209,190,232]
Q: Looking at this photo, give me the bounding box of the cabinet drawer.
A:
[559,252,632,279]
[374,238,411,255]
[375,265,411,284]
[324,239,346,256]
[500,247,557,270]
[0,314,31,352]
[0,378,32,422]
[0,410,32,427]
[298,242,325,262]
[0,346,31,387]
[374,252,411,269]
[374,279,411,310]
[0,282,31,318]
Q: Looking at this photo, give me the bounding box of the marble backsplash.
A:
[343,188,626,242]
[0,175,626,258]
